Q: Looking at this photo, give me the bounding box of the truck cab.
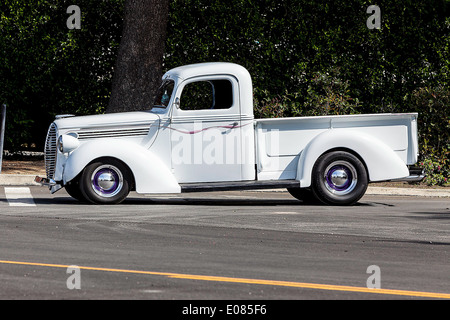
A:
[156,62,256,183]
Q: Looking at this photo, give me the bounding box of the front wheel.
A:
[65,179,86,202]
[287,188,319,204]
[79,158,132,204]
[311,151,368,205]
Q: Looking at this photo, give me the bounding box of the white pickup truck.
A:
[36,62,424,205]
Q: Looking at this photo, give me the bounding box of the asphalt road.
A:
[0,186,449,304]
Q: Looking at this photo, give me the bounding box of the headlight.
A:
[57,134,80,154]
[57,135,64,153]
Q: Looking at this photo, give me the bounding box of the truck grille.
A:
[44,123,57,179]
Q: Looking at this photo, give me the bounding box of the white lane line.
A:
[4,187,36,207]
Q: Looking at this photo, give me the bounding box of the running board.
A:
[180,179,300,193]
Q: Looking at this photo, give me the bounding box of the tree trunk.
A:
[107,0,169,113]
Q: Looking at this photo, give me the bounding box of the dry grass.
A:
[1,160,46,175]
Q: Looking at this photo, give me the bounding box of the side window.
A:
[180,79,233,111]
[180,81,214,110]
[153,80,174,108]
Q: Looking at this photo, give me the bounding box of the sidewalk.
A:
[365,186,450,198]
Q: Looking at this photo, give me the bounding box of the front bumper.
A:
[34,176,62,193]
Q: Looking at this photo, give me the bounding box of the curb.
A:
[366,186,450,198]
[248,187,450,198]
[1,174,449,197]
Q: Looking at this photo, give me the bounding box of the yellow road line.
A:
[1,259,449,299]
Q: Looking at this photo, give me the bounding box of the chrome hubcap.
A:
[323,161,357,195]
[91,165,123,198]
[97,172,116,190]
[330,169,349,187]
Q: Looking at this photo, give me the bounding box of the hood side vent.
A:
[77,125,150,140]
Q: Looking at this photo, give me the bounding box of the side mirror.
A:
[174,97,180,109]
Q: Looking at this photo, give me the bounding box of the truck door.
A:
[170,75,242,183]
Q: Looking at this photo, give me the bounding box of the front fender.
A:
[63,139,180,194]
[297,129,409,187]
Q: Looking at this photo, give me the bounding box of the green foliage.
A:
[254,68,361,118]
[420,158,449,186]
[0,0,124,151]
[411,86,450,185]
[254,90,294,119]
[166,0,448,111]
[300,68,361,116]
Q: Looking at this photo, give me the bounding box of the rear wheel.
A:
[79,158,132,204]
[311,151,368,205]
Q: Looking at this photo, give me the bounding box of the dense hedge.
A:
[1,0,448,184]
[0,0,124,150]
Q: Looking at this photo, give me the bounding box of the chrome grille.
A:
[44,123,57,179]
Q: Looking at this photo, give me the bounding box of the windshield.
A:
[153,79,174,109]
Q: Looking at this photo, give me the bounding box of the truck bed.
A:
[255,113,419,181]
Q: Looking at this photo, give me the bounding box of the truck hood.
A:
[53,111,160,130]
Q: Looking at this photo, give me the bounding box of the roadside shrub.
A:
[254,68,361,119]
[411,86,450,186]
[300,68,361,117]
[420,158,449,186]
[254,90,296,119]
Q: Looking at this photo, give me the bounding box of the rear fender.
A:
[297,129,409,187]
[63,139,180,194]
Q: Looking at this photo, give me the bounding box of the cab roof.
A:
[162,62,254,118]
[163,62,251,82]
